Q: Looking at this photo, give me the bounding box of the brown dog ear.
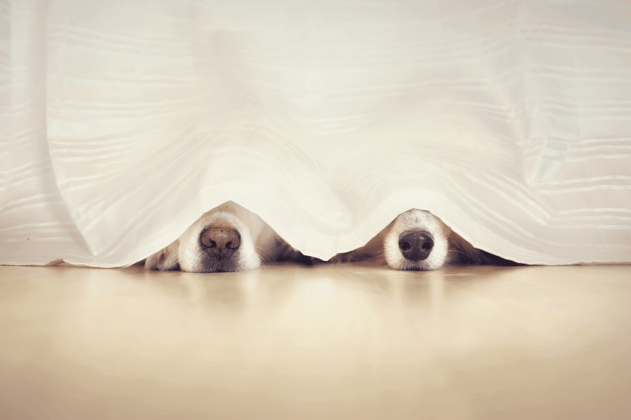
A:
[447,231,519,266]
[144,239,181,271]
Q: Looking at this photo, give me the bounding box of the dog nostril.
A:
[200,233,217,248]
[199,227,241,258]
[398,230,434,262]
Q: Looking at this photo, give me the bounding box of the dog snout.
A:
[199,227,241,259]
[398,230,434,261]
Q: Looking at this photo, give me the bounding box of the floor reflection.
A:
[3,264,630,420]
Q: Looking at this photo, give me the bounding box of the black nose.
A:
[398,230,434,261]
[199,227,241,259]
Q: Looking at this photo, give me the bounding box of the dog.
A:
[145,201,310,273]
[331,209,516,271]
[146,205,514,273]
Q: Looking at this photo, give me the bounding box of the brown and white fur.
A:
[145,201,308,273]
[332,209,516,270]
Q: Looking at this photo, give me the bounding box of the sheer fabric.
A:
[2,0,630,267]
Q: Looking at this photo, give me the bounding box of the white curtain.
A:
[2,0,630,267]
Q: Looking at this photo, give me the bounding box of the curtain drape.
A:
[2,0,630,267]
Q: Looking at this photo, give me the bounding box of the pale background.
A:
[2,0,630,267]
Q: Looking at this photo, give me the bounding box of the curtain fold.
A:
[2,0,630,267]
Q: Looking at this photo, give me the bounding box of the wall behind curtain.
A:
[1,0,630,267]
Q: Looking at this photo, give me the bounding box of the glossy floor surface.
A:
[1,263,630,419]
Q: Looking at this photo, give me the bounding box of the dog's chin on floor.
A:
[144,201,311,273]
[145,204,517,274]
[331,209,518,271]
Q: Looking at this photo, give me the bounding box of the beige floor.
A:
[1,263,630,420]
